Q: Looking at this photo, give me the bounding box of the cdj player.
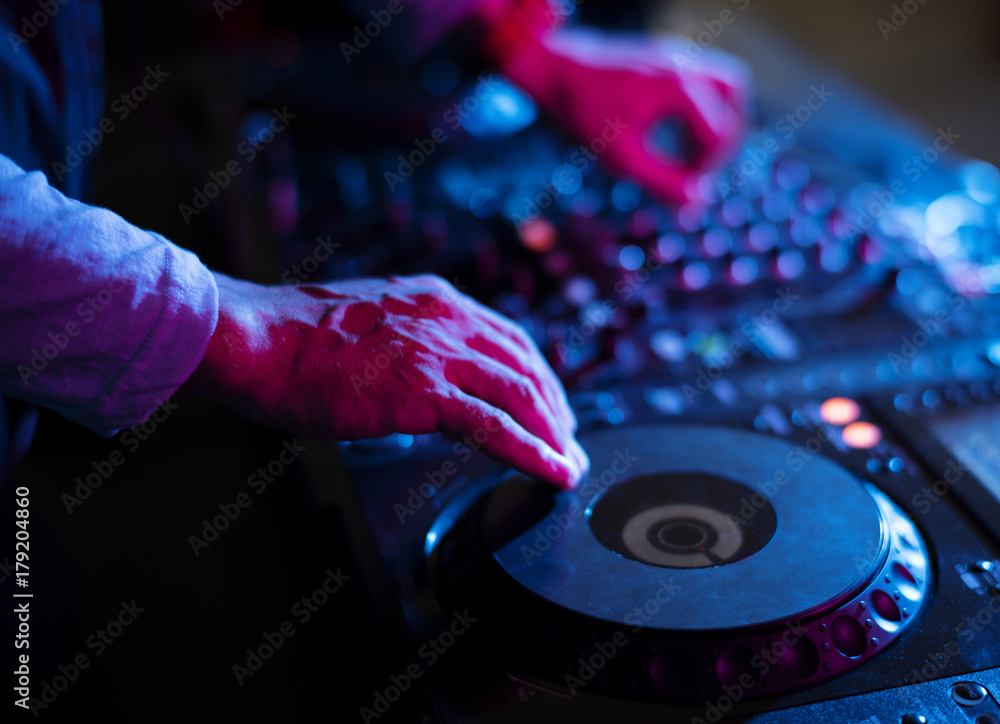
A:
[281,11,1000,724]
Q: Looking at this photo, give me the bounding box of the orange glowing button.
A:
[820,397,861,426]
[842,421,882,449]
[518,217,557,253]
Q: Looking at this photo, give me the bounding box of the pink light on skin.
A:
[180,273,589,489]
[484,23,751,207]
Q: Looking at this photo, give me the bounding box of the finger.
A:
[465,337,590,471]
[392,273,453,292]
[617,128,694,204]
[466,329,577,432]
[564,435,590,481]
[437,390,582,489]
[448,352,589,481]
[674,74,747,168]
[460,299,579,430]
[463,295,538,352]
[446,352,568,458]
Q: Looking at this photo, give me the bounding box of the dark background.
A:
[3,1,1000,721]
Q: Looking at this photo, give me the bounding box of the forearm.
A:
[0,155,218,434]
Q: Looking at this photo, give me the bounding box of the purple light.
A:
[682,262,711,290]
[776,250,805,279]
[729,256,759,285]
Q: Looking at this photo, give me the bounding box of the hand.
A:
[183,273,589,488]
[496,27,751,205]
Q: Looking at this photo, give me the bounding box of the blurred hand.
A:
[497,27,751,205]
[183,273,588,488]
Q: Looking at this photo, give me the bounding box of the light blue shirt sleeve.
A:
[0,153,219,434]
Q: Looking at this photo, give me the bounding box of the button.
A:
[843,421,882,450]
[759,403,790,434]
[887,457,905,473]
[645,386,687,415]
[650,330,690,364]
[987,340,1000,367]
[951,681,989,707]
[968,560,995,574]
[820,397,861,425]
[900,715,927,724]
[712,379,740,407]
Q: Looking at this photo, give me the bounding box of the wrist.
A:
[179,274,283,411]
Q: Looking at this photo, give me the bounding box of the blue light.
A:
[988,341,1000,367]
[611,180,642,212]
[619,244,645,271]
[469,188,500,218]
[595,392,615,410]
[459,77,537,139]
[895,268,923,296]
[730,256,759,285]
[776,250,805,279]
[552,164,583,195]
